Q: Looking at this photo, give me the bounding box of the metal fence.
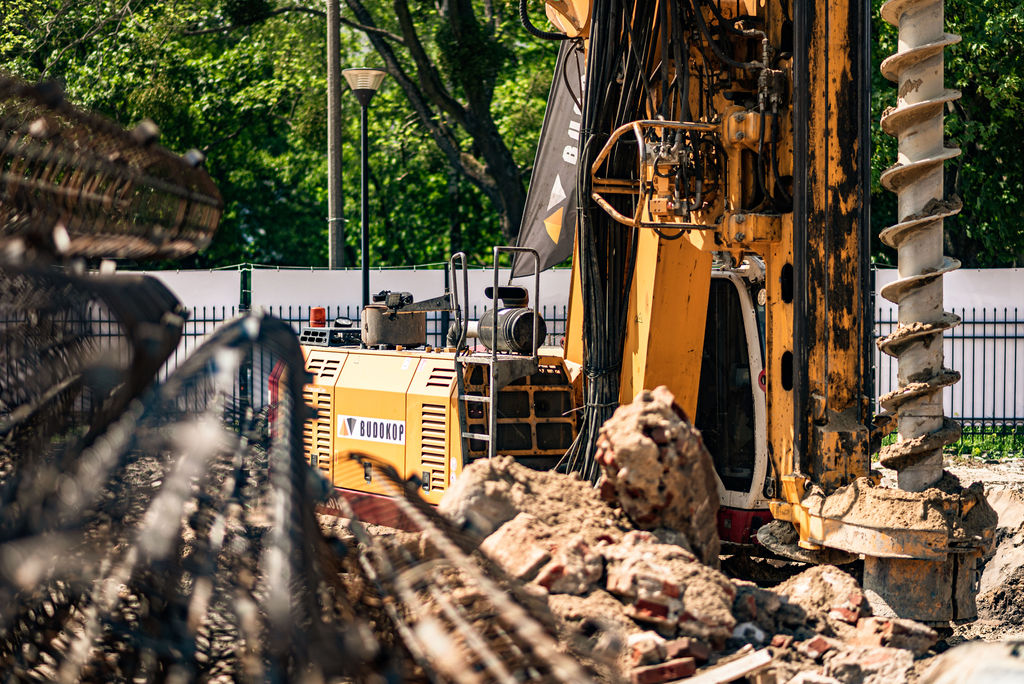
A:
[255,303,571,350]
[875,307,1024,456]
[27,300,1020,456]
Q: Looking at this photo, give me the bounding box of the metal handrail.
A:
[448,251,469,349]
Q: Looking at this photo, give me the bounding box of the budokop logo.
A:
[336,415,406,445]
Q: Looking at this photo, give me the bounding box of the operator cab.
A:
[698,259,771,545]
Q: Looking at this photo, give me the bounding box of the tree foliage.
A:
[2,1,1021,268]
[1,0,554,268]
[871,0,1024,267]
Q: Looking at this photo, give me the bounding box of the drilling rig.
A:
[535,0,993,624]
[299,0,995,624]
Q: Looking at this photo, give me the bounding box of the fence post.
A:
[441,265,450,349]
[239,265,253,420]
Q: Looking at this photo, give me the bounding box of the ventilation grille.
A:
[426,365,457,388]
[305,352,343,384]
[303,386,333,477]
[420,403,447,491]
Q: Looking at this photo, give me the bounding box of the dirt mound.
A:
[439,454,633,539]
[441,458,736,646]
[440,456,941,683]
[978,564,1024,626]
[594,386,721,566]
[918,639,1024,684]
[971,485,1024,626]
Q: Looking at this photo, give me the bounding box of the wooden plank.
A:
[676,647,773,684]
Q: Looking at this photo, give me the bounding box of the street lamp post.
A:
[342,67,387,309]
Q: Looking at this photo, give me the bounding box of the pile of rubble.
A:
[439,388,948,683]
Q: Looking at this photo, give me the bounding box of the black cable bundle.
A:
[559,0,784,481]
[560,0,662,482]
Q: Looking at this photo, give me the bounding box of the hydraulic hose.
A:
[519,0,570,40]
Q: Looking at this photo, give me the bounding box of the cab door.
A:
[695,271,771,541]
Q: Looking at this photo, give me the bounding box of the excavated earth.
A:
[420,389,1024,682]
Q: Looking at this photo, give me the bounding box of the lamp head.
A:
[343,67,387,107]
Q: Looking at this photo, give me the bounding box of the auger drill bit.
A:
[864,0,994,625]
[876,0,963,492]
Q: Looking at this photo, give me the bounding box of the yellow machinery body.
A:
[301,343,576,523]
[296,0,990,625]
[544,0,992,624]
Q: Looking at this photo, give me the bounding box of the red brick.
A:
[853,617,938,656]
[661,580,680,599]
[634,598,670,619]
[664,636,710,662]
[535,564,564,590]
[770,634,794,649]
[628,632,667,667]
[828,606,861,624]
[631,657,697,684]
[828,590,866,624]
[798,635,839,660]
[825,645,913,682]
[737,593,758,621]
[606,567,636,596]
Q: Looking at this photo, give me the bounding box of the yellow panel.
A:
[618,232,711,419]
[331,350,419,496]
[767,215,795,490]
[405,356,461,505]
[303,348,350,483]
[564,232,584,365]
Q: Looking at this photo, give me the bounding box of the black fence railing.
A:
[257,304,571,350]
[20,301,1020,456]
[874,307,1023,456]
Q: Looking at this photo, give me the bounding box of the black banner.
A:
[512,41,585,277]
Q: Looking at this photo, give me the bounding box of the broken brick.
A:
[824,645,913,683]
[853,617,938,656]
[828,589,866,625]
[798,635,840,660]
[631,656,697,684]
[479,513,551,581]
[635,598,671,619]
[736,592,758,621]
[664,636,710,662]
[827,606,861,625]
[535,563,565,590]
[534,536,603,595]
[606,566,637,597]
[595,386,721,566]
[771,633,794,649]
[628,631,667,667]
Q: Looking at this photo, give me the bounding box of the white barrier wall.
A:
[119,270,241,375]
[874,269,1024,315]
[130,270,240,312]
[248,267,573,313]
[121,266,1022,423]
[874,269,1024,424]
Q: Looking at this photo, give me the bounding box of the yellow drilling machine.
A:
[298,0,995,625]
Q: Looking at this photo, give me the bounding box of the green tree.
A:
[871,0,1024,267]
[1,0,555,267]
